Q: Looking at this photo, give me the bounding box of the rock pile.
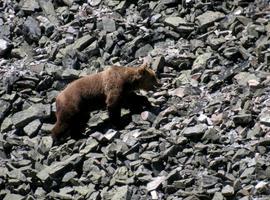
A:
[1,0,270,199]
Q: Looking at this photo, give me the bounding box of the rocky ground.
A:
[0,0,270,199]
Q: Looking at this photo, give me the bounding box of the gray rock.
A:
[3,193,24,200]
[221,185,234,196]
[11,104,51,128]
[61,68,80,79]
[38,0,59,26]
[152,56,165,73]
[111,186,131,200]
[88,0,102,6]
[260,112,270,126]
[38,136,53,154]
[135,44,153,58]
[233,114,252,125]
[23,119,42,137]
[0,100,11,121]
[0,117,13,132]
[21,0,40,13]
[240,167,255,178]
[0,38,12,57]
[192,53,212,72]
[182,124,208,138]
[212,192,225,200]
[79,138,98,154]
[73,35,96,51]
[23,16,41,43]
[102,17,116,32]
[141,111,156,123]
[196,11,225,27]
[233,72,259,86]
[147,176,166,191]
[201,175,220,188]
[164,16,186,28]
[37,153,83,183]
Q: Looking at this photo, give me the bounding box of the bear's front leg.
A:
[106,90,122,127]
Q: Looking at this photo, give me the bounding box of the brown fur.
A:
[51,63,159,141]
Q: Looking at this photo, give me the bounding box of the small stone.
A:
[102,17,116,33]
[147,176,166,191]
[141,111,156,123]
[260,112,270,126]
[37,153,83,183]
[0,38,12,57]
[38,136,53,154]
[192,53,212,72]
[152,56,165,73]
[21,0,40,13]
[135,44,153,58]
[3,193,24,200]
[104,129,119,141]
[169,87,185,98]
[255,181,268,192]
[212,192,225,200]
[80,139,98,154]
[11,104,51,128]
[23,119,42,137]
[61,68,80,79]
[240,167,255,178]
[196,11,225,27]
[221,185,234,196]
[111,185,130,200]
[164,16,186,27]
[182,124,208,138]
[233,114,252,125]
[73,34,95,51]
[201,175,220,188]
[88,0,101,6]
[248,79,260,88]
[1,117,13,132]
[22,16,41,43]
[234,72,259,86]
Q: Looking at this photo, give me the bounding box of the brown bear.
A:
[51,63,160,141]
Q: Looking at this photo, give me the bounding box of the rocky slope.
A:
[1,0,270,199]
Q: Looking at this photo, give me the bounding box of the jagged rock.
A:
[135,44,153,58]
[196,11,225,27]
[37,153,83,183]
[147,176,166,191]
[152,56,165,74]
[21,0,40,13]
[192,53,212,73]
[233,114,252,125]
[11,104,51,128]
[22,16,41,43]
[102,17,116,33]
[222,185,234,196]
[259,112,270,126]
[3,193,24,200]
[111,186,131,200]
[234,72,259,86]
[88,0,102,6]
[23,119,41,137]
[0,38,12,57]
[182,124,208,138]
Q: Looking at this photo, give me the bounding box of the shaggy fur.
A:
[51,63,159,140]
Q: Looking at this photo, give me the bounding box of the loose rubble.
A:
[0,0,270,199]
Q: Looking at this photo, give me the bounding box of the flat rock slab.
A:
[196,11,225,27]
[11,104,51,128]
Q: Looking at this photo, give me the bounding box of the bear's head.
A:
[137,63,160,91]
